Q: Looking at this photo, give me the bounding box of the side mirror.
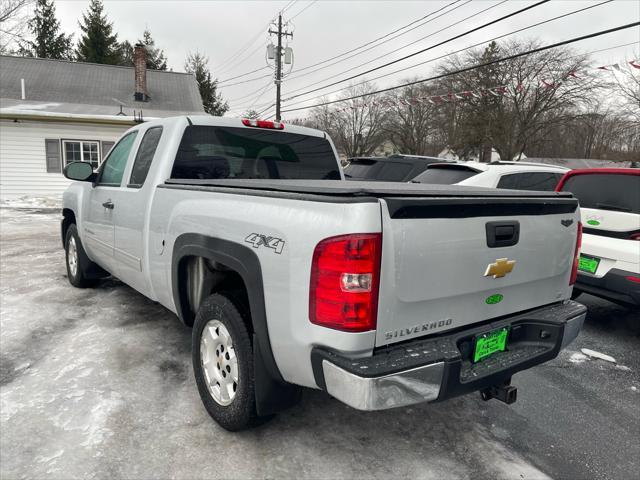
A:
[63,162,94,182]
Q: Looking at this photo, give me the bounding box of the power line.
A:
[227,79,274,103]
[214,21,271,73]
[282,22,640,113]
[284,0,551,102]
[283,0,498,90]
[289,0,317,21]
[217,0,465,88]
[218,66,271,84]
[290,0,464,75]
[215,1,296,76]
[282,0,614,108]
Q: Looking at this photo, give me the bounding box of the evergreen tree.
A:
[117,39,133,66]
[75,0,121,64]
[140,29,167,70]
[118,29,168,70]
[21,0,73,59]
[185,52,228,116]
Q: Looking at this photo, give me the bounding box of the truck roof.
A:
[184,115,328,138]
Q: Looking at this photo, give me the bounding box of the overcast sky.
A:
[54,0,639,117]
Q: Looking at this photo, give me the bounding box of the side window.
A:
[497,172,562,191]
[496,173,520,189]
[97,132,138,186]
[129,127,163,187]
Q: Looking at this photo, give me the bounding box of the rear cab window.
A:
[413,165,479,184]
[171,126,340,180]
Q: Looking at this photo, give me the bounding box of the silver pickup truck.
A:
[62,116,586,431]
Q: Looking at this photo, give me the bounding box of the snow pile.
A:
[0,195,61,209]
[581,348,616,363]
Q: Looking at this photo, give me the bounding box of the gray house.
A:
[0,47,204,199]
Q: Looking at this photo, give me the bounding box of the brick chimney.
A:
[134,43,148,102]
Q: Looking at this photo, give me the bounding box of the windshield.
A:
[560,173,640,214]
[412,166,479,184]
[171,126,341,180]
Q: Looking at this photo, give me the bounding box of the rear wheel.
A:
[65,224,98,288]
[192,292,259,431]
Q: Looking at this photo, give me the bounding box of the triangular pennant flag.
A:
[629,60,640,69]
[567,71,578,78]
[597,65,609,71]
[612,64,621,71]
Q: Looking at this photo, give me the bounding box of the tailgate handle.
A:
[486,221,520,248]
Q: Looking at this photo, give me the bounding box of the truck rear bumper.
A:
[311,300,586,411]
[575,268,640,307]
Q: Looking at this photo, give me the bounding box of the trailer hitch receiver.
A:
[480,379,517,404]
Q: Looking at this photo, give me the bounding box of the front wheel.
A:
[192,292,259,431]
[65,224,98,288]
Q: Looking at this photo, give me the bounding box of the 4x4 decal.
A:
[245,233,285,254]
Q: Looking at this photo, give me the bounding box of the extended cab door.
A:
[111,126,164,297]
[83,131,138,271]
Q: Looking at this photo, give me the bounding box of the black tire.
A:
[65,224,98,288]
[192,292,259,431]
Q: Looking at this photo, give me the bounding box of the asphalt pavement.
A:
[1,207,638,480]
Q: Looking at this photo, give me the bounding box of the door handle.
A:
[102,200,114,210]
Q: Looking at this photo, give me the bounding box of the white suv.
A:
[412,161,569,191]
[556,168,640,307]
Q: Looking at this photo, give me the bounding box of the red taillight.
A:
[570,222,583,285]
[626,276,640,284]
[241,118,284,130]
[309,233,382,332]
[630,232,640,241]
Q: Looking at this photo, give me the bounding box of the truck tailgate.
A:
[376,196,580,347]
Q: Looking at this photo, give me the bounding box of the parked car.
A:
[344,154,446,182]
[556,168,640,307]
[412,161,569,190]
[61,116,586,431]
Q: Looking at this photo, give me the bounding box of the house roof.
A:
[0,55,205,118]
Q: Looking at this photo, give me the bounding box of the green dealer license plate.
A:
[473,327,509,363]
[578,255,600,274]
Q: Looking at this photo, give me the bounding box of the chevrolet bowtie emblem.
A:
[484,258,516,278]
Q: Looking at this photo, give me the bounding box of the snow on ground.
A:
[0,195,62,210]
[1,208,639,479]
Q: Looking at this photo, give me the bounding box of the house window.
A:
[63,140,100,169]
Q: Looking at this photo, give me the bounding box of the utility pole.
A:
[268,14,293,121]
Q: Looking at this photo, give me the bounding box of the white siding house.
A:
[0,118,131,197]
[0,49,205,199]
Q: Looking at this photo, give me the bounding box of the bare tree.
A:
[383,81,441,155]
[0,0,33,53]
[611,54,640,122]
[312,83,386,157]
[435,40,599,161]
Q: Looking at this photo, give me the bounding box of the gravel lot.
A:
[1,207,638,480]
